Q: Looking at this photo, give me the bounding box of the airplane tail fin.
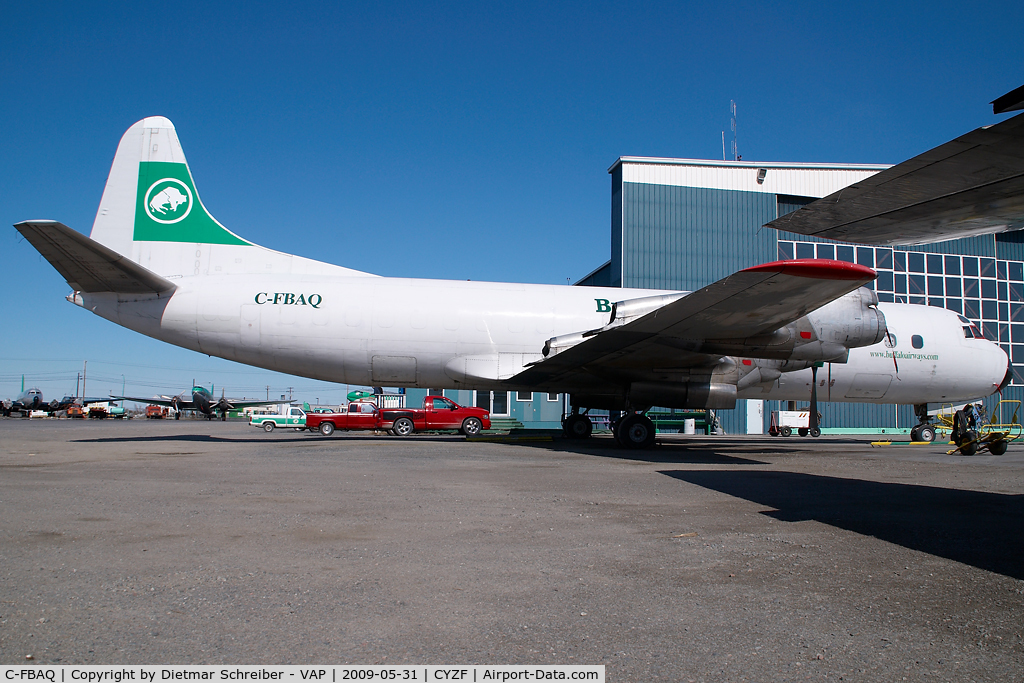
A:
[82,118,372,280]
[24,117,369,281]
[90,117,251,259]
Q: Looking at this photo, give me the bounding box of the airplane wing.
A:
[218,399,290,409]
[765,111,1024,245]
[508,259,876,387]
[14,220,175,294]
[112,396,196,409]
[112,396,285,410]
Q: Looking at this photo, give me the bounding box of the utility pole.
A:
[266,385,270,400]
[82,361,87,401]
[288,387,293,401]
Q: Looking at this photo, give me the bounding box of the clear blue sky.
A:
[2,0,1021,404]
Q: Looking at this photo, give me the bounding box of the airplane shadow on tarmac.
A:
[71,434,481,446]
[661,469,1024,580]
[519,437,769,465]
[72,434,314,445]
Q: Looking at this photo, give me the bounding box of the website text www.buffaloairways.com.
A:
[1,668,604,683]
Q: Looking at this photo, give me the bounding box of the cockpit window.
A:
[960,322,982,339]
[912,335,924,349]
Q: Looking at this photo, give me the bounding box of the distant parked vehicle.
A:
[249,406,306,432]
[305,401,383,436]
[86,404,109,419]
[146,405,169,419]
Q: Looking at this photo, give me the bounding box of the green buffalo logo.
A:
[255,292,322,308]
[144,178,193,224]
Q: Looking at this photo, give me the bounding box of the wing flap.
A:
[510,259,875,386]
[15,220,175,294]
[766,111,1024,245]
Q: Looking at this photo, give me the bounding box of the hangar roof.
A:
[609,156,891,200]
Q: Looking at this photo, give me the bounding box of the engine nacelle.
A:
[628,380,737,410]
[701,287,886,363]
[804,287,887,352]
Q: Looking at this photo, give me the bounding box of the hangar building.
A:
[574,156,1024,434]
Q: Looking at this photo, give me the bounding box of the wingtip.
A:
[742,258,877,281]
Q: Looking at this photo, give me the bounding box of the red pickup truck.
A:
[382,395,490,436]
[305,401,383,436]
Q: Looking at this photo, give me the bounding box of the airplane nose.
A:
[999,355,1013,392]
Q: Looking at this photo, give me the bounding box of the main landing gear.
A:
[612,413,656,449]
[562,412,593,439]
[562,408,657,449]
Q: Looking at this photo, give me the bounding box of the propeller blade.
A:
[886,330,900,378]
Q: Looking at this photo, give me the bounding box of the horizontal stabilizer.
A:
[14,220,175,294]
[766,111,1024,245]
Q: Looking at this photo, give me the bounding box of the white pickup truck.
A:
[249,406,306,432]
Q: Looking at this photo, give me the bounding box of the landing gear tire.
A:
[961,431,979,455]
[319,422,335,436]
[392,417,415,436]
[616,414,656,449]
[990,439,1008,455]
[461,417,483,436]
[780,426,792,437]
[798,427,809,437]
[809,427,821,438]
[262,422,274,432]
[563,414,593,439]
[918,425,936,443]
[910,426,920,441]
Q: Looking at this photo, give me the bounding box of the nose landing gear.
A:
[910,404,937,442]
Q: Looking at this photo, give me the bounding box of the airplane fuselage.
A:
[76,274,1007,406]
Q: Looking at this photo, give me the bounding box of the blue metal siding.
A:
[997,232,1024,261]
[621,183,777,291]
[510,391,564,428]
[610,167,623,287]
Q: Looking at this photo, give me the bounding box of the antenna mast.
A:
[730,100,739,161]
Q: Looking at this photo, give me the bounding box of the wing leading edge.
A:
[509,259,877,388]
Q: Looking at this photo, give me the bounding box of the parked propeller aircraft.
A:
[113,384,283,421]
[13,98,1023,446]
[3,386,45,416]
[2,376,108,417]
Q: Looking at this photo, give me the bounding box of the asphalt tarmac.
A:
[1,419,1022,681]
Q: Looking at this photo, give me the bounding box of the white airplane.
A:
[14,113,1019,447]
